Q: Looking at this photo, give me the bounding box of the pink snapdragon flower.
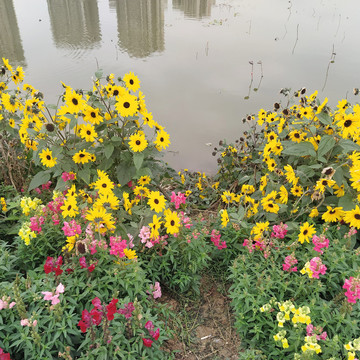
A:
[271,223,288,239]
[148,282,162,299]
[0,296,16,310]
[343,277,360,304]
[118,302,135,319]
[42,283,65,305]
[309,257,327,279]
[170,191,187,209]
[29,216,45,233]
[62,219,82,237]
[210,229,227,250]
[109,236,127,257]
[61,172,75,182]
[306,324,327,340]
[312,234,329,254]
[282,255,298,272]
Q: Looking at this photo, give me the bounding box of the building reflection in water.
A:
[47,0,101,51]
[109,0,164,58]
[0,0,26,66]
[173,0,215,19]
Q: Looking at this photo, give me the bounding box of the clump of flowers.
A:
[271,222,288,239]
[344,337,360,360]
[210,229,227,250]
[42,283,65,306]
[300,257,327,279]
[44,256,63,276]
[312,234,329,254]
[0,296,16,310]
[343,276,360,304]
[282,254,298,272]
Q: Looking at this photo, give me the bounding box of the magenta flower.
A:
[142,338,153,347]
[170,191,187,209]
[282,255,298,272]
[118,302,135,319]
[271,223,288,239]
[309,257,327,279]
[343,276,360,304]
[210,229,227,250]
[312,234,329,254]
[149,282,162,299]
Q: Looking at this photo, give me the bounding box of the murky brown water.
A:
[1,0,360,173]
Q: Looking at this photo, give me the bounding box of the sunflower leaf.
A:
[28,171,51,191]
[317,112,333,126]
[338,139,360,154]
[317,135,336,158]
[133,153,144,171]
[104,143,114,159]
[282,142,315,157]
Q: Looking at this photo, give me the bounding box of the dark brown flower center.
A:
[344,119,352,127]
[72,98,78,105]
[124,102,130,108]
[136,140,141,145]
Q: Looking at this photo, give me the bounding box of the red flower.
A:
[152,328,160,341]
[142,338,153,348]
[106,298,118,321]
[79,257,88,269]
[90,308,102,326]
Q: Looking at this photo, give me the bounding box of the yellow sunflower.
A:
[60,196,79,218]
[39,148,57,168]
[115,92,138,117]
[221,209,229,228]
[164,209,180,235]
[94,170,114,195]
[128,131,148,152]
[123,71,141,92]
[343,205,360,229]
[83,106,103,125]
[73,149,91,164]
[148,191,166,213]
[154,129,171,151]
[322,206,344,223]
[298,222,316,244]
[64,88,86,114]
[79,123,98,142]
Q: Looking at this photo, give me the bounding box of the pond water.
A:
[1,0,360,173]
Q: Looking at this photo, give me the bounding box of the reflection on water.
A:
[109,0,164,58]
[173,0,215,18]
[47,0,101,53]
[0,0,25,66]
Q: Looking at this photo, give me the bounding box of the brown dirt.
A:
[161,275,241,359]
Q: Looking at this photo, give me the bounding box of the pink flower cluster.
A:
[44,256,63,276]
[45,196,64,225]
[312,234,329,254]
[309,257,327,279]
[170,191,186,209]
[306,324,327,340]
[282,255,298,272]
[34,181,52,195]
[78,298,135,333]
[142,320,160,348]
[109,236,127,257]
[79,257,97,273]
[61,172,76,182]
[62,220,82,237]
[20,318,37,327]
[30,215,45,233]
[243,237,273,258]
[0,347,11,360]
[0,296,16,310]
[343,277,360,304]
[271,223,288,239]
[42,283,65,306]
[139,226,168,248]
[210,229,227,250]
[180,212,193,229]
[148,282,162,299]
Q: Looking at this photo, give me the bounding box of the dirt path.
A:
[162,275,241,359]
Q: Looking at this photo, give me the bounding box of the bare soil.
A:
[161,275,241,359]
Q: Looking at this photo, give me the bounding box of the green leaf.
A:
[104,143,114,159]
[133,152,144,171]
[338,194,355,211]
[78,168,90,184]
[338,139,360,154]
[28,171,51,191]
[282,142,316,157]
[64,114,77,129]
[317,135,336,158]
[317,111,333,126]
[95,69,103,79]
